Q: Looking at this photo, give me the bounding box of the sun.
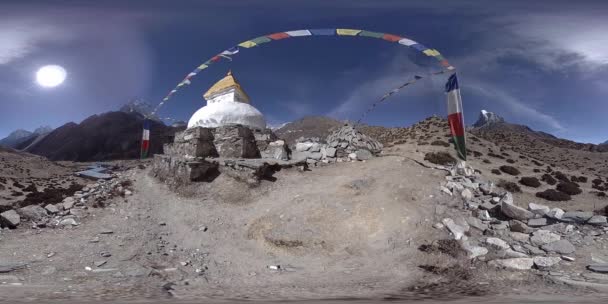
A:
[36,65,67,88]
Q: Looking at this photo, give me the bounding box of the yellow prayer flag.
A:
[336,29,361,36]
[238,41,257,48]
[423,49,441,56]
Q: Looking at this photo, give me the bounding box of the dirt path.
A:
[0,155,453,301]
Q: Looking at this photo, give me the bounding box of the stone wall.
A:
[152,154,219,185]
[213,125,260,158]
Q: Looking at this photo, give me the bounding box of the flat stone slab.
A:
[0,262,27,273]
[541,239,576,254]
[588,264,608,273]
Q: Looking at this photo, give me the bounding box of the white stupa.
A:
[187,71,267,130]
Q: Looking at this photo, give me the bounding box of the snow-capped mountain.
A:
[0,126,54,149]
[472,109,505,128]
[119,99,161,122]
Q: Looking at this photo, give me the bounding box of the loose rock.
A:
[442,218,468,240]
[530,230,561,246]
[0,210,20,228]
[534,256,561,269]
[501,202,534,221]
[490,258,534,270]
[541,240,576,254]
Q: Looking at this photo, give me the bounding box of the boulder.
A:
[484,237,510,250]
[479,182,494,195]
[546,208,565,220]
[354,149,372,161]
[509,232,530,243]
[502,249,529,258]
[541,240,576,254]
[501,202,534,221]
[501,192,514,205]
[461,189,474,201]
[533,257,561,269]
[587,264,608,273]
[45,204,60,214]
[295,142,314,152]
[560,211,593,223]
[262,140,289,160]
[466,217,488,231]
[587,215,607,226]
[16,205,48,221]
[460,240,488,259]
[490,258,534,270]
[324,147,337,158]
[0,210,20,228]
[528,203,550,216]
[530,230,561,246]
[62,197,75,210]
[527,218,548,227]
[442,218,468,240]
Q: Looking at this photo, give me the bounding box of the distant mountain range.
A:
[0,126,53,149]
[25,111,182,161]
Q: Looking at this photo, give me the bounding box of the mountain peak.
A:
[473,109,505,128]
[119,99,161,122]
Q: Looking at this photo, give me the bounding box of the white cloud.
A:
[0,19,72,65]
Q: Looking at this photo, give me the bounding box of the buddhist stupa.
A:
[187,71,267,130]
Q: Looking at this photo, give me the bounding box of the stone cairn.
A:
[292,124,383,166]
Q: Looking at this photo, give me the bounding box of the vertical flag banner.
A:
[445,74,467,161]
[141,120,150,159]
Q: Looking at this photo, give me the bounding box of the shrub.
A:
[592,178,603,186]
[597,192,606,198]
[556,182,582,195]
[532,160,544,166]
[473,151,483,157]
[519,177,541,188]
[536,189,571,201]
[499,165,520,176]
[506,159,516,164]
[553,171,569,182]
[424,152,456,165]
[571,176,588,183]
[483,159,491,164]
[491,169,502,175]
[533,168,541,173]
[541,174,557,185]
[498,180,522,193]
[430,140,450,147]
[488,152,505,159]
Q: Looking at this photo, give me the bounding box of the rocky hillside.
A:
[471,110,608,153]
[274,116,344,145]
[25,111,181,162]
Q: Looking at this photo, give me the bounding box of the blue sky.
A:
[1,0,607,143]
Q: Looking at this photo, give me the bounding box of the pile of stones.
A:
[0,175,133,230]
[433,161,608,276]
[291,125,383,166]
